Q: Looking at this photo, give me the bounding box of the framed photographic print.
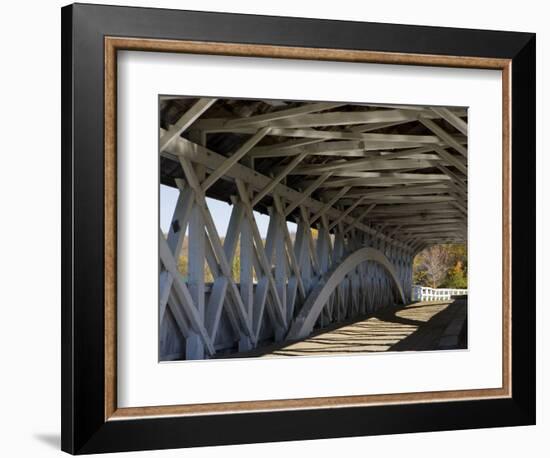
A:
[61,3,536,454]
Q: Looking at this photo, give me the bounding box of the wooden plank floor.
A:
[227,297,467,358]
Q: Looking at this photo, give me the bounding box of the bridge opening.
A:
[159,96,468,361]
[412,243,468,301]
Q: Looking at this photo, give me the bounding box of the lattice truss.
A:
[159,97,468,360]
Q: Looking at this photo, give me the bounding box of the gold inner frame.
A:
[104,37,512,421]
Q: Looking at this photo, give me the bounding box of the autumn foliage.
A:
[413,244,467,289]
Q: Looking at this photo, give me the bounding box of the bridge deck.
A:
[226,297,467,358]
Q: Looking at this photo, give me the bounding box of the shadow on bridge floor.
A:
[221,298,467,359]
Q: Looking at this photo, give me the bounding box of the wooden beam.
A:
[249,139,466,159]
[186,166,206,359]
[201,126,270,191]
[240,210,254,319]
[204,201,246,342]
[358,195,458,204]
[437,163,467,188]
[204,277,229,339]
[371,217,464,226]
[251,151,309,207]
[329,183,450,200]
[350,121,409,133]
[403,224,465,233]
[160,98,216,152]
[160,184,194,320]
[329,196,368,231]
[387,225,402,239]
[222,108,433,129]
[272,195,306,299]
[211,126,442,144]
[299,206,321,274]
[419,118,468,157]
[178,157,256,340]
[311,173,451,188]
[368,202,459,213]
[163,133,412,252]
[430,107,468,136]
[224,102,345,128]
[199,106,467,131]
[342,204,376,235]
[284,172,333,216]
[310,186,352,225]
[159,234,215,355]
[433,146,467,175]
[235,179,287,328]
[287,247,406,340]
[166,181,193,255]
[288,158,441,175]
[248,138,325,158]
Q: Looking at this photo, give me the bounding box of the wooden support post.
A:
[240,215,254,318]
[186,165,206,359]
[203,202,246,343]
[295,218,312,293]
[272,195,306,300]
[159,234,215,355]
[234,180,287,334]
[273,209,287,327]
[160,182,194,320]
[178,157,255,342]
[299,206,321,275]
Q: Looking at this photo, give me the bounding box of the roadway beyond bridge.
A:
[218,297,467,358]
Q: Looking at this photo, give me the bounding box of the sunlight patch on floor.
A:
[260,301,453,357]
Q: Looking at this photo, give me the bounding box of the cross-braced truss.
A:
[159,97,467,360]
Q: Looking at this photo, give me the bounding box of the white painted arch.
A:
[287,247,406,340]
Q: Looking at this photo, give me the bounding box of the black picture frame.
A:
[61,3,535,454]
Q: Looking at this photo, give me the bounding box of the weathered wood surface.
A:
[224,298,467,358]
[159,97,467,360]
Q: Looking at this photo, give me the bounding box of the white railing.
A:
[412,285,467,302]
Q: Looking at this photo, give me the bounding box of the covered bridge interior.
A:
[159,97,468,360]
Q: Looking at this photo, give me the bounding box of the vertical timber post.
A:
[186,163,205,360]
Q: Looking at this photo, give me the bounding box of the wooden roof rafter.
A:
[160,96,468,249]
